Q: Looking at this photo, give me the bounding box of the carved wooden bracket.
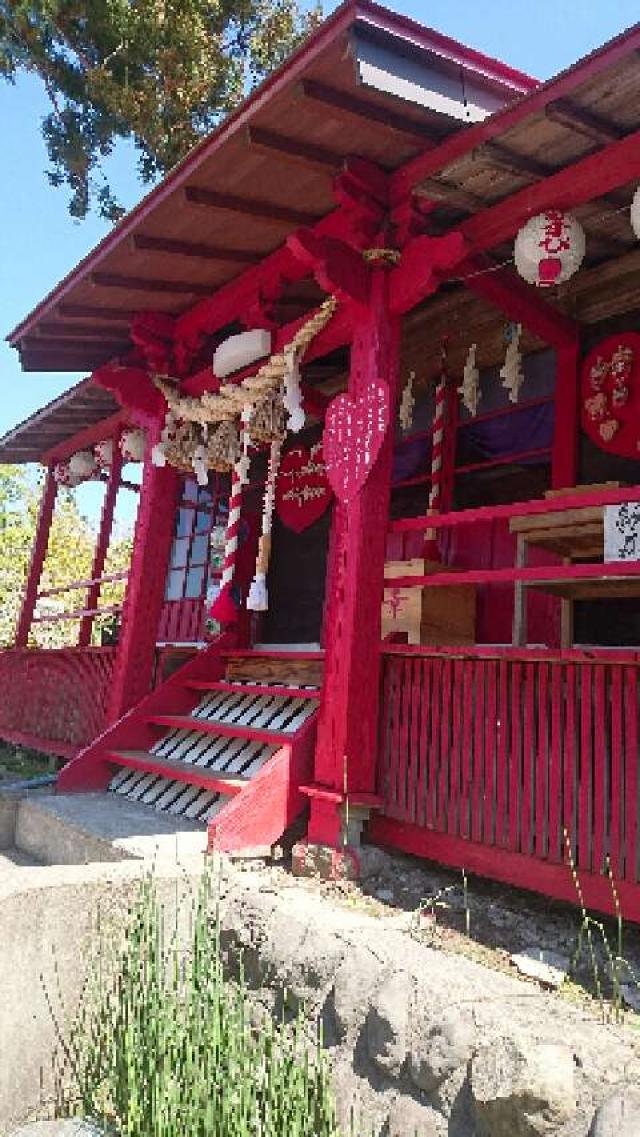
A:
[287,230,372,305]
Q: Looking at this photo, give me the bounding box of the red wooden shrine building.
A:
[3,0,640,918]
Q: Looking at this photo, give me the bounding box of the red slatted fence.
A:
[370,646,640,918]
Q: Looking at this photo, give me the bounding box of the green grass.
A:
[0,742,56,780]
[46,867,344,1137]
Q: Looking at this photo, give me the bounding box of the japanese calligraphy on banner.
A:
[604,503,640,562]
[581,333,640,459]
[275,442,333,532]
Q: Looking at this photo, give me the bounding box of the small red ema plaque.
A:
[581,332,640,459]
[276,442,333,532]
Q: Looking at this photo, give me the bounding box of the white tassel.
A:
[151,442,167,467]
[247,572,268,612]
[283,347,305,433]
[192,444,209,486]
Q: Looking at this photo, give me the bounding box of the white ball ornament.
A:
[630,186,640,241]
[514,211,585,288]
[120,428,146,463]
[68,449,97,481]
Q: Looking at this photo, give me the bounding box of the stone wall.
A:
[217,870,640,1137]
[2,855,640,1136]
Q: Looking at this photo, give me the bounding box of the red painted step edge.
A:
[106,749,244,795]
[147,714,297,744]
[187,680,320,700]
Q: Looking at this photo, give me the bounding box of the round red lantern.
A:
[514,211,585,288]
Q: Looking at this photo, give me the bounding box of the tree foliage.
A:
[0,466,132,648]
[0,0,321,220]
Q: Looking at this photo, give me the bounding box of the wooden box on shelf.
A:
[382,559,476,646]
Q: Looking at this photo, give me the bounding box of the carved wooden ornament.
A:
[323,381,390,503]
[276,442,333,532]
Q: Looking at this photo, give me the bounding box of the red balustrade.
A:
[371,645,640,919]
[0,646,117,759]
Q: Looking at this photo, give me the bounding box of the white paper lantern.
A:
[68,449,97,481]
[53,461,83,488]
[631,186,640,240]
[94,438,114,470]
[120,428,146,463]
[514,211,585,288]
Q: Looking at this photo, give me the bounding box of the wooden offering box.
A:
[382,559,476,646]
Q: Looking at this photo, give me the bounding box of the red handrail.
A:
[389,483,640,532]
[37,571,129,599]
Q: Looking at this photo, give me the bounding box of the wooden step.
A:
[107,750,247,794]
[187,680,320,699]
[225,654,324,687]
[147,715,293,746]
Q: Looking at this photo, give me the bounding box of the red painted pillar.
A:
[15,465,58,647]
[309,269,400,845]
[551,339,581,489]
[107,422,181,721]
[78,435,123,647]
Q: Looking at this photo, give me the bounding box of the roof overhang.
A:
[0,380,120,464]
[6,0,534,372]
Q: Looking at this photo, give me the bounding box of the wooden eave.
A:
[0,380,119,464]
[6,0,534,372]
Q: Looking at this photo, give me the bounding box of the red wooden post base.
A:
[311,269,401,845]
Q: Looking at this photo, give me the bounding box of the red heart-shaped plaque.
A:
[323,381,390,503]
[581,333,640,459]
[276,442,333,532]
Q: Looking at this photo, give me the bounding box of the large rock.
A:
[589,1088,640,1137]
[365,969,411,1076]
[471,1037,576,1137]
[386,1094,446,1137]
[408,1005,475,1094]
[333,945,384,1041]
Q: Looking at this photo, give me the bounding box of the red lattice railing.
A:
[0,646,117,758]
[372,646,640,917]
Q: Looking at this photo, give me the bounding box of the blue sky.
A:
[1,0,638,521]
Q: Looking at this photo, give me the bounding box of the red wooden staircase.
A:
[57,641,323,853]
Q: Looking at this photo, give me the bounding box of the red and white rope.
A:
[425,343,448,558]
[209,408,251,622]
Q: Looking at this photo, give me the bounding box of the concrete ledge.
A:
[14,793,208,866]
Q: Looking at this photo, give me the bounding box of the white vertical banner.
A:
[604,503,640,562]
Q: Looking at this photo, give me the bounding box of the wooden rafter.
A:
[184,186,321,226]
[299,78,438,143]
[38,322,130,339]
[91,272,214,296]
[57,305,142,321]
[544,98,624,144]
[132,234,260,264]
[245,126,344,172]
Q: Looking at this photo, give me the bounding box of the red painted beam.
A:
[551,340,581,487]
[459,127,640,254]
[387,559,640,591]
[459,256,578,347]
[389,483,640,532]
[106,749,245,794]
[369,815,640,921]
[42,410,125,465]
